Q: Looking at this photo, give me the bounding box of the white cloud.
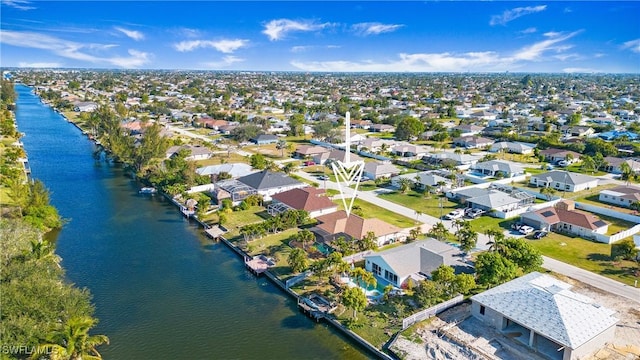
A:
[351,22,403,36]
[1,0,35,10]
[291,31,582,72]
[115,27,145,41]
[490,5,547,26]
[202,56,244,69]
[512,31,581,61]
[290,44,340,53]
[621,39,640,53]
[173,39,248,53]
[0,30,151,68]
[262,19,331,41]
[521,27,537,34]
[563,67,601,73]
[18,62,61,68]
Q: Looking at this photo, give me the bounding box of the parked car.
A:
[557,160,569,167]
[511,222,524,231]
[465,208,485,219]
[532,230,548,239]
[444,209,465,220]
[519,225,535,235]
[304,161,316,166]
[317,175,329,181]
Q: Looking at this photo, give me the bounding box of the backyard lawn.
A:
[335,197,416,228]
[207,205,266,237]
[574,194,638,215]
[379,190,462,219]
[527,233,639,286]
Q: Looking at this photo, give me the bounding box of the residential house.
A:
[250,134,279,145]
[597,130,639,141]
[293,145,330,159]
[391,171,452,191]
[603,157,640,174]
[268,187,338,218]
[312,210,403,247]
[471,272,618,360]
[350,119,372,129]
[237,170,306,201]
[448,187,532,214]
[166,145,213,161]
[312,149,363,165]
[490,141,536,155]
[391,143,429,158]
[359,138,395,153]
[529,171,599,192]
[453,124,485,136]
[196,163,254,180]
[598,185,640,208]
[471,160,525,178]
[364,239,472,288]
[369,124,395,133]
[423,152,482,169]
[453,136,495,149]
[194,117,228,130]
[539,148,582,164]
[520,200,609,238]
[363,161,400,180]
[560,125,595,137]
[73,101,98,112]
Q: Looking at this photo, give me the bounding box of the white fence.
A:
[343,250,374,264]
[402,294,464,330]
[187,183,216,193]
[574,202,640,244]
[493,199,562,219]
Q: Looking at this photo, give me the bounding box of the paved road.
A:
[543,256,640,303]
[295,168,640,304]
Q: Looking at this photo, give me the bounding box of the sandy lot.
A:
[390,275,640,360]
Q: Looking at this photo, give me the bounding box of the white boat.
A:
[139,187,157,194]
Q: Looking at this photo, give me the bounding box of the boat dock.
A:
[244,255,276,276]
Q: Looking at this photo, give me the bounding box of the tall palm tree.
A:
[35,316,109,360]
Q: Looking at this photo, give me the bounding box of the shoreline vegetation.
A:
[0,79,109,359]
[8,75,484,359]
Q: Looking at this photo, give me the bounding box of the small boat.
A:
[139,187,157,194]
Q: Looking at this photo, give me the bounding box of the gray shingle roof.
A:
[471,272,618,349]
[531,170,598,186]
[238,170,303,190]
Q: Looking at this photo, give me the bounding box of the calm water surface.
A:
[14,84,371,360]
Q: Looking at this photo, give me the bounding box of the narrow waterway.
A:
[13,84,371,359]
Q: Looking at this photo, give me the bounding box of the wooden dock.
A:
[244,255,276,276]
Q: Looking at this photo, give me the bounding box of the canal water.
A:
[13,84,370,359]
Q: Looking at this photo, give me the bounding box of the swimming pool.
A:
[340,276,387,300]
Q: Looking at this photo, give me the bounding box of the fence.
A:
[187,183,216,193]
[285,271,311,289]
[401,294,465,330]
[343,250,374,264]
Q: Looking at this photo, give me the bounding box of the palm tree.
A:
[427,222,450,242]
[485,229,507,255]
[399,178,412,194]
[414,210,423,224]
[35,316,109,360]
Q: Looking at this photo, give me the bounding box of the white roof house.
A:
[364,239,472,288]
[529,171,599,193]
[471,272,618,360]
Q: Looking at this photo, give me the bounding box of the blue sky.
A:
[1,1,639,73]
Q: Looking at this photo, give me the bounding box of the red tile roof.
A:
[271,187,336,212]
[315,210,401,240]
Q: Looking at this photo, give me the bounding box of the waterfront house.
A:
[73,101,98,112]
[529,171,598,192]
[237,170,306,201]
[363,239,472,288]
[312,211,403,247]
[598,185,640,208]
[268,187,338,218]
[166,145,213,161]
[519,200,609,238]
[471,271,618,360]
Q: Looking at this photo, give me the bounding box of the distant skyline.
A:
[1,1,639,73]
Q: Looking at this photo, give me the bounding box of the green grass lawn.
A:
[336,197,416,228]
[244,228,298,256]
[525,167,546,175]
[566,164,607,177]
[467,216,517,234]
[527,233,639,286]
[575,194,638,215]
[378,190,462,219]
[210,206,266,237]
[196,152,249,166]
[596,214,638,236]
